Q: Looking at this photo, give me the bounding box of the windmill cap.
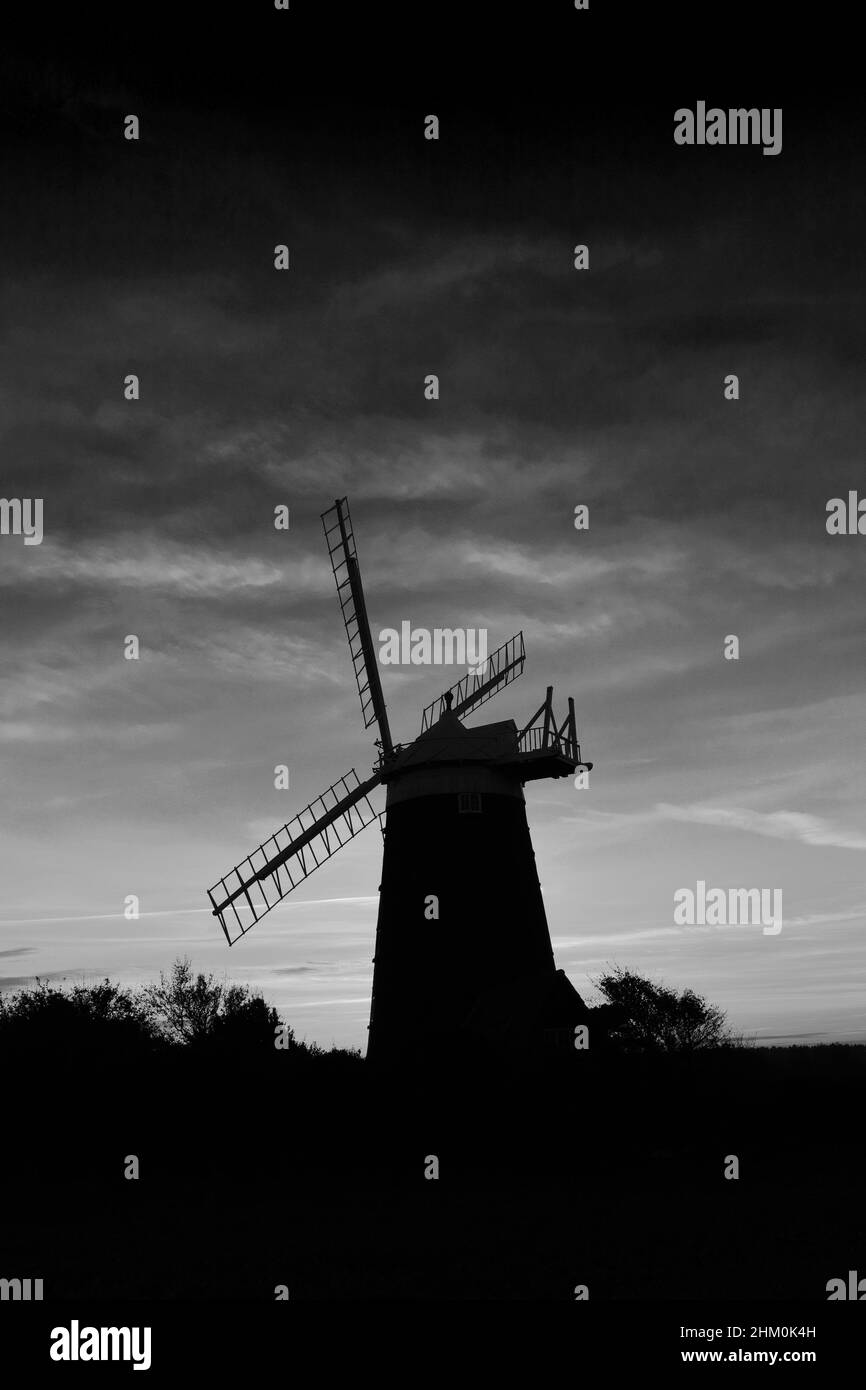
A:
[395,712,518,770]
[415,706,467,741]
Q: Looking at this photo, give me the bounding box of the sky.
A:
[1,23,864,1049]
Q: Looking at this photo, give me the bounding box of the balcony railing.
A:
[516,724,581,762]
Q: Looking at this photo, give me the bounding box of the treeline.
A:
[1,958,863,1200]
[0,957,361,1067]
[0,959,745,1067]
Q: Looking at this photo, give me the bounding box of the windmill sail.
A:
[420,631,525,731]
[322,498,393,757]
[208,768,380,945]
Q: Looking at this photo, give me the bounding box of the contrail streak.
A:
[0,896,378,928]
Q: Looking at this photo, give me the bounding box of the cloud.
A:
[0,908,211,928]
[335,235,560,317]
[656,803,866,851]
[554,926,685,948]
[753,1031,829,1040]
[777,906,866,929]
[0,896,380,930]
[0,537,314,599]
[0,970,82,989]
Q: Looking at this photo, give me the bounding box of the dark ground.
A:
[3,1044,863,1300]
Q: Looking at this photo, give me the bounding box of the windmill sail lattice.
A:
[208,769,379,945]
[322,498,393,757]
[420,631,525,731]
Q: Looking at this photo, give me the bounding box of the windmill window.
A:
[458,793,482,814]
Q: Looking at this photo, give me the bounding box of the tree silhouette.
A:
[592,966,742,1052]
[142,956,283,1051]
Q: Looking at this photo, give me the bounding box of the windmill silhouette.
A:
[208,498,593,1063]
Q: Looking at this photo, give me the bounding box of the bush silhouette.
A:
[592,966,742,1052]
[0,958,353,1065]
[0,977,156,1061]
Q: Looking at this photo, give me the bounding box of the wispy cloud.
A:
[0,538,320,598]
[656,803,866,851]
[0,896,379,929]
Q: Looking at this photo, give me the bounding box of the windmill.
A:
[207,498,593,1063]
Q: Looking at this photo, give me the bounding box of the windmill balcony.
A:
[509,725,591,782]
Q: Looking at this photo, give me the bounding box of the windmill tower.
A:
[208,498,592,1064]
